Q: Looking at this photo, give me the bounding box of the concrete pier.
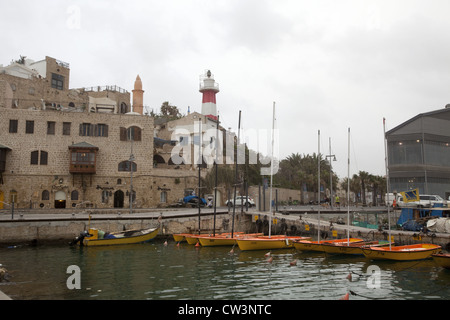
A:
[0,207,449,249]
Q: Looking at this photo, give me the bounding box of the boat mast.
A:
[347,128,350,246]
[198,118,202,235]
[318,129,321,243]
[383,118,392,250]
[213,115,219,237]
[231,111,241,238]
[269,102,275,238]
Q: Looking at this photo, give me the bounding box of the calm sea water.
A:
[0,240,448,301]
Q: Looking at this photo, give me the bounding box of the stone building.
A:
[0,56,198,210]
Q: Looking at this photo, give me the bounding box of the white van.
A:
[397,194,444,208]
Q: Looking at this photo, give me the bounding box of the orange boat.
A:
[293,238,364,252]
[432,252,450,269]
[362,243,442,261]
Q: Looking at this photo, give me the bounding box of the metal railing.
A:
[82,85,129,94]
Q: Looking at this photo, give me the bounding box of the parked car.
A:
[225,196,255,207]
[397,194,444,208]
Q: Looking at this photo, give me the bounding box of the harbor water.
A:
[0,239,448,300]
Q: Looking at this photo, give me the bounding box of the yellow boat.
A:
[293,238,364,252]
[361,243,442,261]
[236,235,311,251]
[197,233,263,247]
[173,233,192,242]
[184,232,244,245]
[72,227,159,247]
[432,253,450,269]
[320,240,392,255]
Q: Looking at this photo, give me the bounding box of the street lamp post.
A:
[326,137,337,209]
[129,130,135,215]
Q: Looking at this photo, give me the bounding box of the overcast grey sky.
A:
[2,0,450,179]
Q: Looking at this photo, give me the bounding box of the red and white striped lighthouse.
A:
[199,70,219,121]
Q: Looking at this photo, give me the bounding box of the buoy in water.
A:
[265,251,271,257]
[164,240,168,246]
[290,259,297,266]
[195,242,201,247]
[346,273,352,281]
[267,256,273,263]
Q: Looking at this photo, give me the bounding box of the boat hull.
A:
[362,244,442,261]
[197,233,263,247]
[321,241,391,255]
[173,233,190,242]
[184,232,245,245]
[236,236,311,251]
[293,238,364,252]
[198,237,237,246]
[82,228,159,247]
[432,253,450,269]
[185,235,201,245]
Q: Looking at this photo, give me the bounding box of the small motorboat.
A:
[432,252,450,269]
[361,243,442,261]
[293,238,364,252]
[236,235,311,251]
[71,227,159,247]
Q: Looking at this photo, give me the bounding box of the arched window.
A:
[102,190,109,203]
[42,190,50,200]
[71,190,79,201]
[118,161,137,172]
[120,126,141,141]
[30,150,48,165]
[120,102,128,114]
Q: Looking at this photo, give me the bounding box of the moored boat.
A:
[197,233,263,247]
[236,235,311,251]
[320,240,391,255]
[293,238,364,252]
[173,233,192,242]
[361,243,442,261]
[72,227,159,247]
[184,232,244,245]
[431,252,450,269]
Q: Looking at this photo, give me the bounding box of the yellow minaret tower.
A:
[132,75,144,115]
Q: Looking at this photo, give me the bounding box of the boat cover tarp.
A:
[397,208,445,225]
[402,220,424,231]
[183,195,206,204]
[427,218,450,233]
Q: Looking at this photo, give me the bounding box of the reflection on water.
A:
[0,241,448,300]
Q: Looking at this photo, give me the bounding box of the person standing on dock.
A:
[335,195,340,209]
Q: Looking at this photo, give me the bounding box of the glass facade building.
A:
[386,107,450,199]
